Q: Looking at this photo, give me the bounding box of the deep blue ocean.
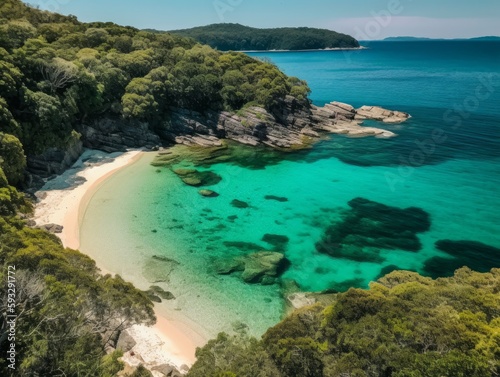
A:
[80,41,500,337]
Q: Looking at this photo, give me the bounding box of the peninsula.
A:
[167,23,360,51]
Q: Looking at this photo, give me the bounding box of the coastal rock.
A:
[36,223,64,234]
[27,137,83,177]
[116,329,137,352]
[355,105,410,123]
[287,292,317,309]
[152,364,177,376]
[81,117,161,152]
[215,251,289,285]
[153,96,409,152]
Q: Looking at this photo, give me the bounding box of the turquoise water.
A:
[80,41,500,338]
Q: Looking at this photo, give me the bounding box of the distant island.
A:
[165,23,360,51]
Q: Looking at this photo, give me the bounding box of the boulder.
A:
[36,223,64,234]
[287,292,317,309]
[214,251,289,285]
[241,252,288,284]
[116,329,137,352]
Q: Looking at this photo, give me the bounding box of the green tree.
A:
[0,132,25,185]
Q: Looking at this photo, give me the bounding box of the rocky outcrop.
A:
[157,97,410,150]
[27,137,83,177]
[355,105,410,123]
[80,118,161,152]
[36,223,63,234]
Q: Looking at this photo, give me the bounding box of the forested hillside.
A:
[0,0,310,162]
[168,23,360,51]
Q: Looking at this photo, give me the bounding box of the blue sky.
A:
[24,0,500,39]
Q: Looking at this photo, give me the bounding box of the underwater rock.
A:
[423,240,500,278]
[199,189,219,197]
[173,168,222,187]
[223,241,266,252]
[143,255,179,283]
[264,195,289,202]
[214,251,290,285]
[231,199,250,208]
[287,292,317,309]
[148,286,176,300]
[262,234,290,251]
[241,252,289,284]
[317,197,431,262]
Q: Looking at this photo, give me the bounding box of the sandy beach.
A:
[33,149,203,374]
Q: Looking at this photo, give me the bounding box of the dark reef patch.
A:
[224,241,267,252]
[423,240,500,278]
[375,264,417,280]
[328,278,366,292]
[231,199,250,209]
[262,234,290,251]
[265,195,289,202]
[316,197,431,262]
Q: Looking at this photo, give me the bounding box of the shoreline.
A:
[241,46,367,53]
[33,149,203,373]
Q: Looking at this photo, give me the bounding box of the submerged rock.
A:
[199,189,219,197]
[173,168,222,187]
[262,234,290,251]
[231,199,250,209]
[264,195,289,202]
[214,251,290,285]
[148,285,176,300]
[223,241,266,252]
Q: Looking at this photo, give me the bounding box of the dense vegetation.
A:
[189,268,500,377]
[0,165,156,375]
[168,23,360,51]
[0,0,309,159]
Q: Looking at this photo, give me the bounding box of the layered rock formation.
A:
[26,96,410,177]
[161,98,410,149]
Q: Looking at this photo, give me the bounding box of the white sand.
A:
[33,149,201,373]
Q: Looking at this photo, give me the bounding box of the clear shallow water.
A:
[81,41,500,338]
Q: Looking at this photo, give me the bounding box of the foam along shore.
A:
[33,149,201,374]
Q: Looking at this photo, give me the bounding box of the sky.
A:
[23,0,500,40]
